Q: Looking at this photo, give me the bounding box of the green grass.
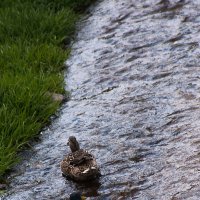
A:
[0,0,94,177]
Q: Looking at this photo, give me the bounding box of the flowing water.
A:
[2,0,200,199]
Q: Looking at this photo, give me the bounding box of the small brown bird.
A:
[61,136,100,181]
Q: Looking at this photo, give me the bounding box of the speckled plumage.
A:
[61,136,100,181]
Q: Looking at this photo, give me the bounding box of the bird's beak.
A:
[81,195,86,200]
[67,142,69,146]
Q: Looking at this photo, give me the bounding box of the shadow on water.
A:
[3,0,200,199]
[63,175,101,197]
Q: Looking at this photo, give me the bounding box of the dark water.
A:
[2,0,200,199]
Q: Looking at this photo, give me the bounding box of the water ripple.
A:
[3,0,200,199]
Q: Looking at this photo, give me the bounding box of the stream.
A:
[2,0,200,199]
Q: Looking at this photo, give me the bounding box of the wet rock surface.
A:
[2,0,200,199]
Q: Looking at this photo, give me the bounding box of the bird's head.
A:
[68,136,80,152]
[70,192,86,200]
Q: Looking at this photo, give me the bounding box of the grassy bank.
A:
[0,0,93,178]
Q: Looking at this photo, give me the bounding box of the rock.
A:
[51,93,66,103]
[46,92,66,103]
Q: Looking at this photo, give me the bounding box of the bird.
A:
[69,192,111,200]
[61,136,100,181]
[69,192,86,200]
